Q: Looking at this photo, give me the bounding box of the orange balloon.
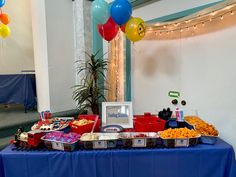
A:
[0,14,10,25]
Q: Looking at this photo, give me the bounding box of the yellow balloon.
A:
[0,24,11,38]
[125,17,146,42]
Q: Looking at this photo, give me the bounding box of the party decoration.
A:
[120,16,133,33]
[91,0,110,24]
[125,17,146,42]
[0,9,2,16]
[0,13,10,25]
[168,91,180,98]
[0,0,5,8]
[111,0,132,25]
[120,24,126,33]
[97,17,119,41]
[0,24,11,38]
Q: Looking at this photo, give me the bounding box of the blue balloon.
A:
[111,0,132,25]
[91,0,110,24]
[0,0,5,8]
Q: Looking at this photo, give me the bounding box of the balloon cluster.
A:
[0,0,10,39]
[92,0,146,42]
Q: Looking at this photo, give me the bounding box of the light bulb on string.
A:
[159,32,162,36]
[163,25,167,28]
[231,11,234,15]
[174,23,179,27]
[202,22,205,27]
[209,18,212,22]
[187,27,190,31]
[220,15,224,20]
[185,20,191,23]
[193,25,197,30]
[211,11,216,16]
[180,29,183,33]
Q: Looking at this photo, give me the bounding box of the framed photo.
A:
[102,102,133,128]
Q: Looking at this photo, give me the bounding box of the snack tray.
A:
[160,134,201,148]
[200,135,219,144]
[41,135,79,151]
[80,133,119,149]
[119,132,159,148]
[185,120,219,145]
[31,123,69,133]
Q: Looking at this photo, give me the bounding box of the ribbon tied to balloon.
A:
[0,0,11,39]
[92,0,146,42]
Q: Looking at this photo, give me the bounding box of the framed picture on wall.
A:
[102,102,133,128]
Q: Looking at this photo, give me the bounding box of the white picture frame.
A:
[102,102,133,128]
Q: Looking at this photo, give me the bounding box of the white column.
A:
[30,0,51,112]
[31,0,76,113]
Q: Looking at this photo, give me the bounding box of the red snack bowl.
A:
[134,112,166,132]
[70,115,101,135]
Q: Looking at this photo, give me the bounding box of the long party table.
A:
[0,139,236,177]
[0,74,37,111]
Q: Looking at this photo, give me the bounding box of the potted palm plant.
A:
[73,50,108,115]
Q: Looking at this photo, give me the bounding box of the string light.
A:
[145,3,236,38]
[211,11,216,16]
[174,23,179,27]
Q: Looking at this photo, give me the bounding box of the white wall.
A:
[132,1,236,150]
[0,0,34,74]
[133,0,222,21]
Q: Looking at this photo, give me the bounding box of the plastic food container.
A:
[41,132,80,151]
[70,115,101,135]
[160,135,201,148]
[200,135,218,144]
[185,120,218,145]
[80,133,119,149]
[119,132,160,148]
[134,113,166,132]
[42,137,79,151]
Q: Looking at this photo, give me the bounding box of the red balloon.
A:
[97,17,119,42]
[120,24,126,33]
[120,17,133,33]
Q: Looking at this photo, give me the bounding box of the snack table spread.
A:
[0,138,235,177]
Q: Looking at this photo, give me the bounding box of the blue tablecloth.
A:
[0,74,37,110]
[0,139,235,177]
